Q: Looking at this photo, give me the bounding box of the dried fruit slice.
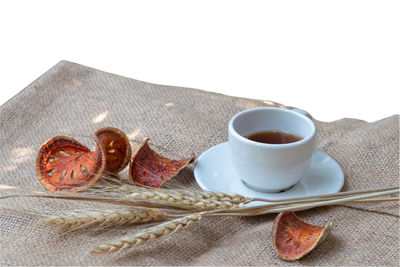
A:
[273,211,333,261]
[95,127,132,174]
[129,137,195,187]
[36,136,105,193]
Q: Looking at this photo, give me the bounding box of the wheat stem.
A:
[251,185,398,202]
[353,197,399,202]
[242,187,398,209]
[206,189,399,216]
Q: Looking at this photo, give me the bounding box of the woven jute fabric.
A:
[0,61,398,265]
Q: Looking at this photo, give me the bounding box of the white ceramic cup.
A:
[228,107,316,192]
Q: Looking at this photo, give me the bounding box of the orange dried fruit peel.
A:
[129,137,195,187]
[273,211,333,261]
[36,136,106,193]
[95,127,132,174]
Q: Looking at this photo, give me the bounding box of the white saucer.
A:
[194,142,344,206]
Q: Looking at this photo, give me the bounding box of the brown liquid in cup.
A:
[246,130,302,144]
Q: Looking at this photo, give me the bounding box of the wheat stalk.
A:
[90,188,399,254]
[2,186,397,213]
[206,188,400,216]
[1,184,398,254]
[126,185,248,205]
[95,176,399,210]
[91,214,201,254]
[87,182,398,212]
[88,179,250,210]
[124,189,242,210]
[42,208,168,231]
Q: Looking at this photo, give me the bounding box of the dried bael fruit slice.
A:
[273,211,333,261]
[95,127,132,174]
[36,136,105,193]
[129,137,195,187]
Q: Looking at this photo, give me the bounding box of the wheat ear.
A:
[91,214,201,254]
[93,174,250,210]
[42,208,167,230]
[125,190,241,210]
[160,187,248,205]
[102,182,250,210]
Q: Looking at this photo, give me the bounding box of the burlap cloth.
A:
[0,61,398,266]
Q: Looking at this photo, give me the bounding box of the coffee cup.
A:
[228,107,316,192]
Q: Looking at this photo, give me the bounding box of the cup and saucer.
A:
[194,107,344,206]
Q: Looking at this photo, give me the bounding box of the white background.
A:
[0,0,398,122]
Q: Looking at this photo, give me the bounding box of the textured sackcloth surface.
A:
[0,61,398,266]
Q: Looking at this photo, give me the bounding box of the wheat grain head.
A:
[91,214,201,254]
[42,208,167,230]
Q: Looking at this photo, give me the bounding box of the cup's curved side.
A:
[228,107,316,192]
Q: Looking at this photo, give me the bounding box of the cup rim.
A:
[228,107,316,148]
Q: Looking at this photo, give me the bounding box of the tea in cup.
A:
[228,107,316,192]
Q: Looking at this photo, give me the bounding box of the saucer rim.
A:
[194,142,344,198]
